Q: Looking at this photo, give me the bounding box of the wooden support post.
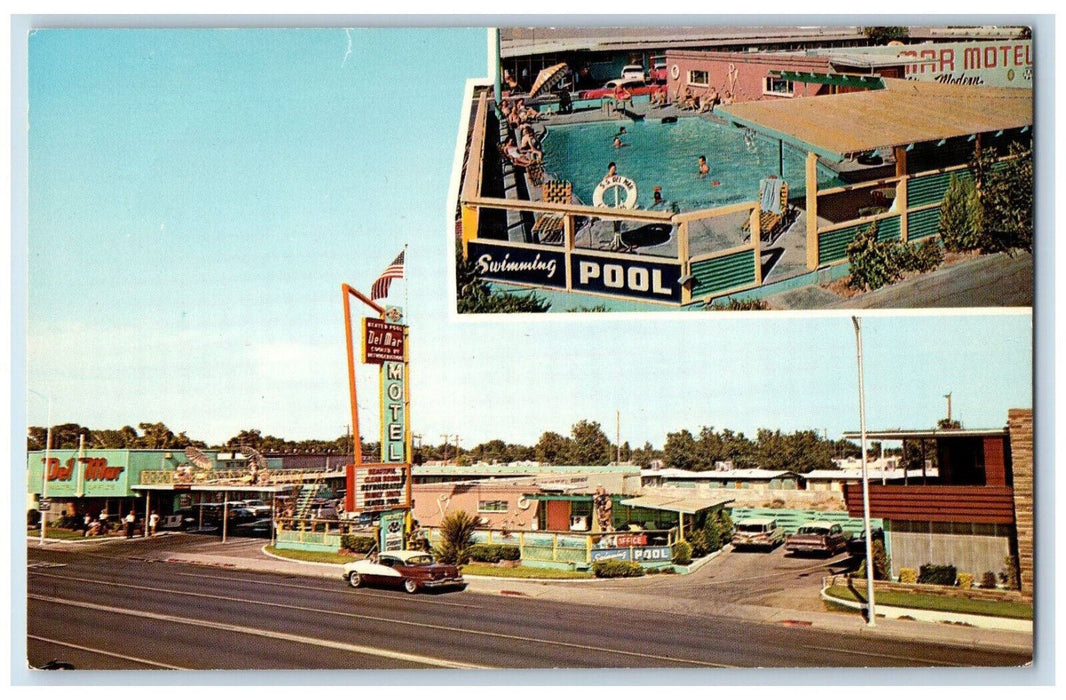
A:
[895,146,909,241]
[751,207,763,286]
[678,221,691,305]
[805,151,820,271]
[563,215,574,292]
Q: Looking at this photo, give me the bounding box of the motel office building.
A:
[26,448,281,526]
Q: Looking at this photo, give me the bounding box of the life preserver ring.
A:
[517,497,531,510]
[670,64,680,80]
[592,174,639,209]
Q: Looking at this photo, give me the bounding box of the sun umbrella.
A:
[528,63,568,99]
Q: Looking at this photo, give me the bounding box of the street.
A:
[26,536,1031,671]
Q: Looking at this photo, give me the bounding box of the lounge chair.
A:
[743,177,790,242]
[530,180,572,244]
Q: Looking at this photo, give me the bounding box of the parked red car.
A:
[785,521,850,556]
[342,550,466,594]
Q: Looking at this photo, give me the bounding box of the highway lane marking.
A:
[28,634,190,670]
[166,570,482,609]
[29,595,489,670]
[31,572,736,668]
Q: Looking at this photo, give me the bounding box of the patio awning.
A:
[718,78,1032,161]
[769,70,885,90]
[619,494,733,515]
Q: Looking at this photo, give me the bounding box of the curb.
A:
[259,545,347,569]
[819,584,1033,633]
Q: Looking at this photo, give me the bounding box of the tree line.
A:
[28,419,872,474]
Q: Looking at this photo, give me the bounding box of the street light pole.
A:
[852,317,877,626]
[29,389,53,545]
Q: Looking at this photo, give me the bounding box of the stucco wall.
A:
[887,522,1013,581]
[664,50,832,104]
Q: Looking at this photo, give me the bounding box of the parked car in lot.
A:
[620,64,646,81]
[231,518,273,538]
[238,499,272,517]
[342,550,466,594]
[785,521,850,556]
[731,517,785,550]
[846,526,885,557]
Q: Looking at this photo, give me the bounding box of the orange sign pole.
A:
[342,284,386,512]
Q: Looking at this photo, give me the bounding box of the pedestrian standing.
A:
[81,512,92,536]
[124,511,135,539]
[148,511,160,537]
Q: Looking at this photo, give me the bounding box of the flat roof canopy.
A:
[620,494,733,515]
[842,428,1007,440]
[132,484,293,494]
[718,78,1032,161]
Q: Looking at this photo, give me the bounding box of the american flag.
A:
[371,250,405,300]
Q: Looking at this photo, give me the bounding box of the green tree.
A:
[225,428,263,450]
[566,420,612,465]
[973,142,1033,254]
[630,441,658,468]
[938,174,983,252]
[663,429,699,470]
[862,26,909,44]
[535,431,571,465]
[434,510,480,565]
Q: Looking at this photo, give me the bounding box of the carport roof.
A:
[619,494,733,515]
[717,78,1032,161]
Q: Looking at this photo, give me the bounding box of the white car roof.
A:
[799,521,836,529]
[381,550,434,561]
[736,517,777,526]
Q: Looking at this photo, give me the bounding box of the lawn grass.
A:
[265,545,358,565]
[27,527,107,541]
[460,563,594,579]
[826,585,1033,620]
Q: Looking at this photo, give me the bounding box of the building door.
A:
[545,500,571,532]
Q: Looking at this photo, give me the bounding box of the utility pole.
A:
[616,410,621,464]
[440,434,450,462]
[851,317,877,627]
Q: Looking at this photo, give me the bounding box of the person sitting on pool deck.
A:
[502,137,535,168]
[698,155,710,177]
[699,87,719,113]
[518,125,543,161]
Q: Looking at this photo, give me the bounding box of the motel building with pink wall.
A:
[663,38,1032,106]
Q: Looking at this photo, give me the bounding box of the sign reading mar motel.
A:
[362,317,405,364]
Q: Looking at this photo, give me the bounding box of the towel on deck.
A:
[759,177,783,214]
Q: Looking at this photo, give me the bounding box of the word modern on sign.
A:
[363,318,405,364]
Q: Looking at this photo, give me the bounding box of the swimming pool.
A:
[541,117,846,213]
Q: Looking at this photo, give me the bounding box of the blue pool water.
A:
[541,117,845,212]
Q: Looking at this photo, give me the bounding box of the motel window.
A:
[688,70,710,86]
[763,76,794,96]
[477,500,509,513]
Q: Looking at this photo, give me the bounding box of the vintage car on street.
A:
[731,517,785,550]
[342,550,466,594]
[785,521,850,556]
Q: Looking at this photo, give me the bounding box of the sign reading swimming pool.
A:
[571,254,682,303]
[468,242,567,289]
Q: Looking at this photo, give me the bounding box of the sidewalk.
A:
[142,541,1032,656]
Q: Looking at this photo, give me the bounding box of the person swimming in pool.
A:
[698,155,710,177]
[606,162,617,179]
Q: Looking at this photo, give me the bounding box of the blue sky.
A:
[23,28,1032,449]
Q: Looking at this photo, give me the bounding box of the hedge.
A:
[340,534,377,553]
[593,560,645,578]
[467,543,521,563]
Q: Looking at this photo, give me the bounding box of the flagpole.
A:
[403,243,409,319]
